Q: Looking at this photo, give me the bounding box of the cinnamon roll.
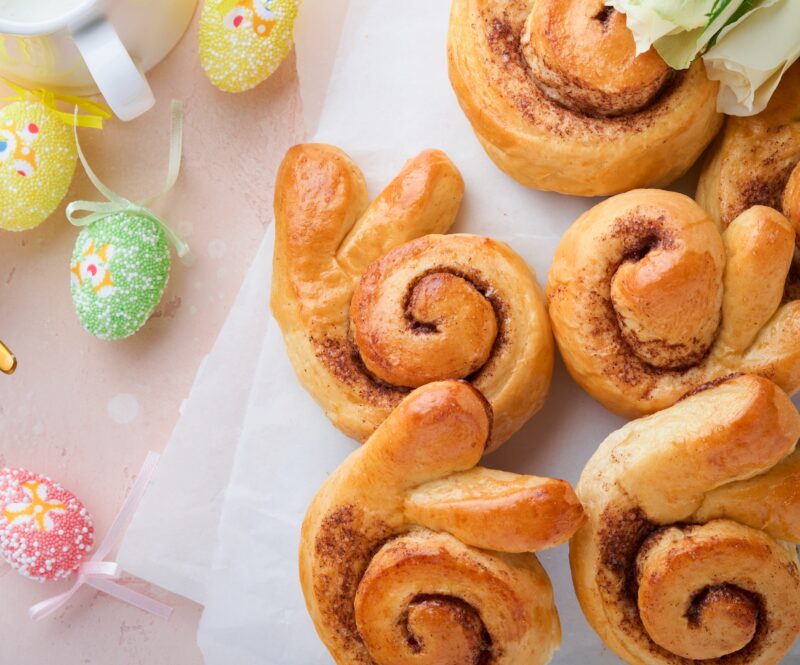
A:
[697,62,800,236]
[447,0,723,196]
[571,374,800,665]
[547,188,800,417]
[300,380,585,665]
[271,144,553,451]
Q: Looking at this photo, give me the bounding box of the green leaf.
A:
[706,0,756,47]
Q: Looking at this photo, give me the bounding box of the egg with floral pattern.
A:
[199,0,300,92]
[0,101,77,231]
[70,212,171,340]
[0,467,94,582]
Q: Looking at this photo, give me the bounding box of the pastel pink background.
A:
[0,6,303,663]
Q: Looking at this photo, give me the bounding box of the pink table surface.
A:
[0,7,303,663]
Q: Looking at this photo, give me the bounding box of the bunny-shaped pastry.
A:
[272,144,553,452]
[571,374,800,664]
[548,189,800,417]
[300,380,584,665]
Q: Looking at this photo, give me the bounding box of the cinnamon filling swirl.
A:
[354,532,513,665]
[343,234,549,450]
[608,215,721,370]
[355,265,504,389]
[635,524,771,661]
[521,0,673,117]
[599,515,772,662]
[400,595,493,664]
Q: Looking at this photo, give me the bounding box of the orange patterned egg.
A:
[0,467,94,582]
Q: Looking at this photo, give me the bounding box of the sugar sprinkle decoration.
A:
[0,467,94,583]
[67,100,189,340]
[199,0,300,93]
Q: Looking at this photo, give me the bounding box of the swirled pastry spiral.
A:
[447,0,723,196]
[271,144,553,451]
[547,188,800,417]
[697,62,800,241]
[300,380,585,665]
[571,374,800,665]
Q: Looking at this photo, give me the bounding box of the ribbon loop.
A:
[80,561,121,579]
[28,452,173,621]
[1,76,112,128]
[67,100,191,263]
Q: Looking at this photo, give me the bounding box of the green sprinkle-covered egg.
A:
[70,212,171,340]
[0,101,77,231]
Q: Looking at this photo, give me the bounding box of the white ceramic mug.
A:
[0,0,197,120]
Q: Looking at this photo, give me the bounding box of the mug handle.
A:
[69,14,155,121]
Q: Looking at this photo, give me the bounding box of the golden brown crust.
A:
[697,62,800,230]
[570,374,800,665]
[300,381,584,664]
[404,468,585,552]
[447,0,723,196]
[272,144,553,451]
[546,189,800,416]
[522,0,672,117]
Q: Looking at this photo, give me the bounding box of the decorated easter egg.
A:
[0,467,94,582]
[70,212,171,340]
[0,101,77,231]
[199,0,300,93]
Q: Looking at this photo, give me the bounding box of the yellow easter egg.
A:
[0,101,77,231]
[199,0,300,93]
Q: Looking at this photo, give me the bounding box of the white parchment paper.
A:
[120,2,798,663]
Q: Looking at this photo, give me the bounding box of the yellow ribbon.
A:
[66,100,191,263]
[1,77,112,129]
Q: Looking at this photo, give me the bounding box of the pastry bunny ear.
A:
[271,144,369,350]
[358,381,491,489]
[405,468,584,553]
[716,206,795,355]
[336,149,464,276]
[273,143,369,290]
[694,448,800,543]
[741,300,800,389]
[602,374,800,523]
[724,207,800,385]
[271,145,463,341]
[273,145,462,295]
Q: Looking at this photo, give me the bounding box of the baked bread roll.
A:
[571,374,800,665]
[697,62,800,237]
[271,144,553,451]
[547,188,800,417]
[447,0,723,196]
[300,380,585,665]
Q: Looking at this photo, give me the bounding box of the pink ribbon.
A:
[29,452,173,620]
